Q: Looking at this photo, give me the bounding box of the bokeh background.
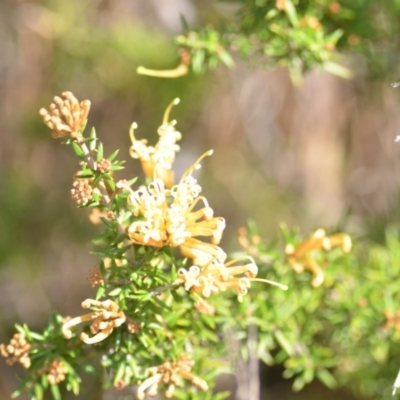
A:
[1,1,400,399]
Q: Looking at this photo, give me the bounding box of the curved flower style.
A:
[285,228,352,287]
[62,299,126,344]
[39,91,91,139]
[137,49,191,79]
[129,98,182,187]
[136,354,207,400]
[177,256,287,299]
[128,151,226,266]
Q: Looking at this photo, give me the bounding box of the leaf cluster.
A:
[234,222,400,398]
[174,0,400,82]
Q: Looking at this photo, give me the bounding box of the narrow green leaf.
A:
[274,330,293,356]
[100,216,114,229]
[11,389,22,399]
[316,368,336,389]
[82,364,97,374]
[108,287,122,296]
[219,51,234,68]
[29,332,45,341]
[292,376,305,392]
[89,128,97,151]
[114,363,126,385]
[14,324,25,336]
[303,367,314,384]
[97,142,104,162]
[67,377,80,395]
[50,383,61,400]
[96,286,106,300]
[192,49,205,74]
[128,177,137,186]
[77,169,94,177]
[80,120,88,135]
[34,383,44,400]
[110,165,125,171]
[179,14,190,32]
[108,149,120,162]
[105,177,116,192]
[323,61,353,80]
[265,8,279,20]
[284,0,298,27]
[71,142,85,160]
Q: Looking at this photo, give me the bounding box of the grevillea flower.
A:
[129,98,182,187]
[128,151,226,266]
[177,256,287,299]
[136,354,207,400]
[39,91,91,139]
[285,228,352,287]
[62,299,126,344]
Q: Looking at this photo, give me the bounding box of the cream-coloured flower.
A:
[177,256,287,299]
[128,151,226,266]
[129,99,182,187]
[285,228,352,287]
[39,91,90,139]
[62,299,126,344]
[136,354,207,400]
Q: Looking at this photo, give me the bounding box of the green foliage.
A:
[4,2,400,400]
[170,0,400,83]
[234,222,400,399]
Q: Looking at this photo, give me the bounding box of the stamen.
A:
[185,196,211,215]
[224,255,255,268]
[162,98,180,125]
[250,278,288,290]
[179,150,214,182]
[129,122,139,146]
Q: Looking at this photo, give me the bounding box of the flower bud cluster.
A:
[87,266,104,287]
[70,178,94,206]
[39,91,90,139]
[97,158,112,173]
[38,359,69,385]
[0,333,31,369]
[126,320,141,334]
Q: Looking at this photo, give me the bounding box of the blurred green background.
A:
[2,0,400,399]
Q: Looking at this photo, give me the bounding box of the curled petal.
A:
[62,313,96,339]
[80,326,114,344]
